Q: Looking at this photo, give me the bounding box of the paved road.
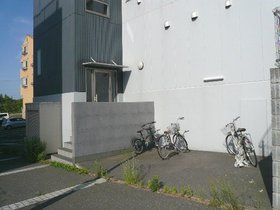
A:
[0,127,25,145]
[0,160,213,210]
[0,127,214,209]
[23,182,213,210]
[0,127,26,173]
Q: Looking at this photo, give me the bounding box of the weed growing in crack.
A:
[209,180,244,210]
[147,176,161,192]
[180,185,194,198]
[122,158,142,185]
[93,160,107,178]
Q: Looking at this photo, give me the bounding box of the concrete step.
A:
[51,154,73,165]
[64,141,72,150]
[57,147,72,158]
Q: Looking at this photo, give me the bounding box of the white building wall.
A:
[61,92,86,145]
[122,0,278,156]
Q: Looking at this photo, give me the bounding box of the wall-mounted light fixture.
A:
[203,76,224,83]
[225,0,232,9]
[164,21,171,30]
[191,11,198,21]
[138,61,144,70]
[137,0,141,5]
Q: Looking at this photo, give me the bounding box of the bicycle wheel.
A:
[174,134,189,153]
[157,135,171,160]
[131,137,144,154]
[243,136,257,167]
[225,134,237,155]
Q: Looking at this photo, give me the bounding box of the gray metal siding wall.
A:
[34,0,123,96]
[72,102,154,162]
[34,0,76,97]
[74,0,123,93]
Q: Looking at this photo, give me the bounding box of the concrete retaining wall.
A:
[271,68,280,209]
[26,102,62,154]
[39,103,62,154]
[72,102,154,162]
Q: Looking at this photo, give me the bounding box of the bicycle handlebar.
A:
[233,116,240,122]
[141,121,156,128]
[225,116,240,127]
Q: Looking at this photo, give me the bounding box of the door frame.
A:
[87,68,118,102]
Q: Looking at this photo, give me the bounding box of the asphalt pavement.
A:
[79,149,272,209]
[0,159,212,210]
[0,127,272,209]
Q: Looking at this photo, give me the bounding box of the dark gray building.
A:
[33,0,127,146]
[34,0,123,101]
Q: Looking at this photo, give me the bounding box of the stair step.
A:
[51,154,73,165]
[64,141,72,150]
[57,147,72,158]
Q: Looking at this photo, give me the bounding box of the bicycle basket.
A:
[169,123,180,134]
[221,126,230,135]
[222,124,234,135]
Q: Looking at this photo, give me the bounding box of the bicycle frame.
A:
[138,121,159,146]
[165,117,189,147]
[226,116,241,146]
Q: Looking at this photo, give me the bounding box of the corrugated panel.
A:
[74,0,123,92]
[26,110,40,138]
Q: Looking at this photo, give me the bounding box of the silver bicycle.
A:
[224,116,257,167]
[157,117,190,160]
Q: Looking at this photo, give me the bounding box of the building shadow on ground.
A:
[258,155,272,205]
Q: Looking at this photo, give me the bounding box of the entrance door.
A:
[93,70,117,102]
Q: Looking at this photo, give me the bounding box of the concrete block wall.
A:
[271,68,280,209]
[72,102,154,162]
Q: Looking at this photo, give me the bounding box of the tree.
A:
[0,94,22,113]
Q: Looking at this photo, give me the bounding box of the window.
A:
[37,49,41,76]
[85,0,109,17]
[22,46,28,55]
[21,77,28,87]
[22,60,28,70]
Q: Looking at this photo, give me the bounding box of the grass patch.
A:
[93,160,107,178]
[162,185,178,194]
[180,185,194,198]
[122,158,142,185]
[147,176,161,192]
[208,180,244,210]
[49,161,89,175]
[23,137,46,162]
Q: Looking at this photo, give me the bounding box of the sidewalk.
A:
[79,150,272,209]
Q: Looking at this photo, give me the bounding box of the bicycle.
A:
[131,121,160,154]
[157,117,190,160]
[224,116,257,167]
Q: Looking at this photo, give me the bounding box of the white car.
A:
[0,113,9,126]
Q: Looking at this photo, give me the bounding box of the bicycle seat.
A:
[237,128,246,132]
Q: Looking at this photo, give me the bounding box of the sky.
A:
[0,0,33,99]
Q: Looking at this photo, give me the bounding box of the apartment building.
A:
[20,35,33,118]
